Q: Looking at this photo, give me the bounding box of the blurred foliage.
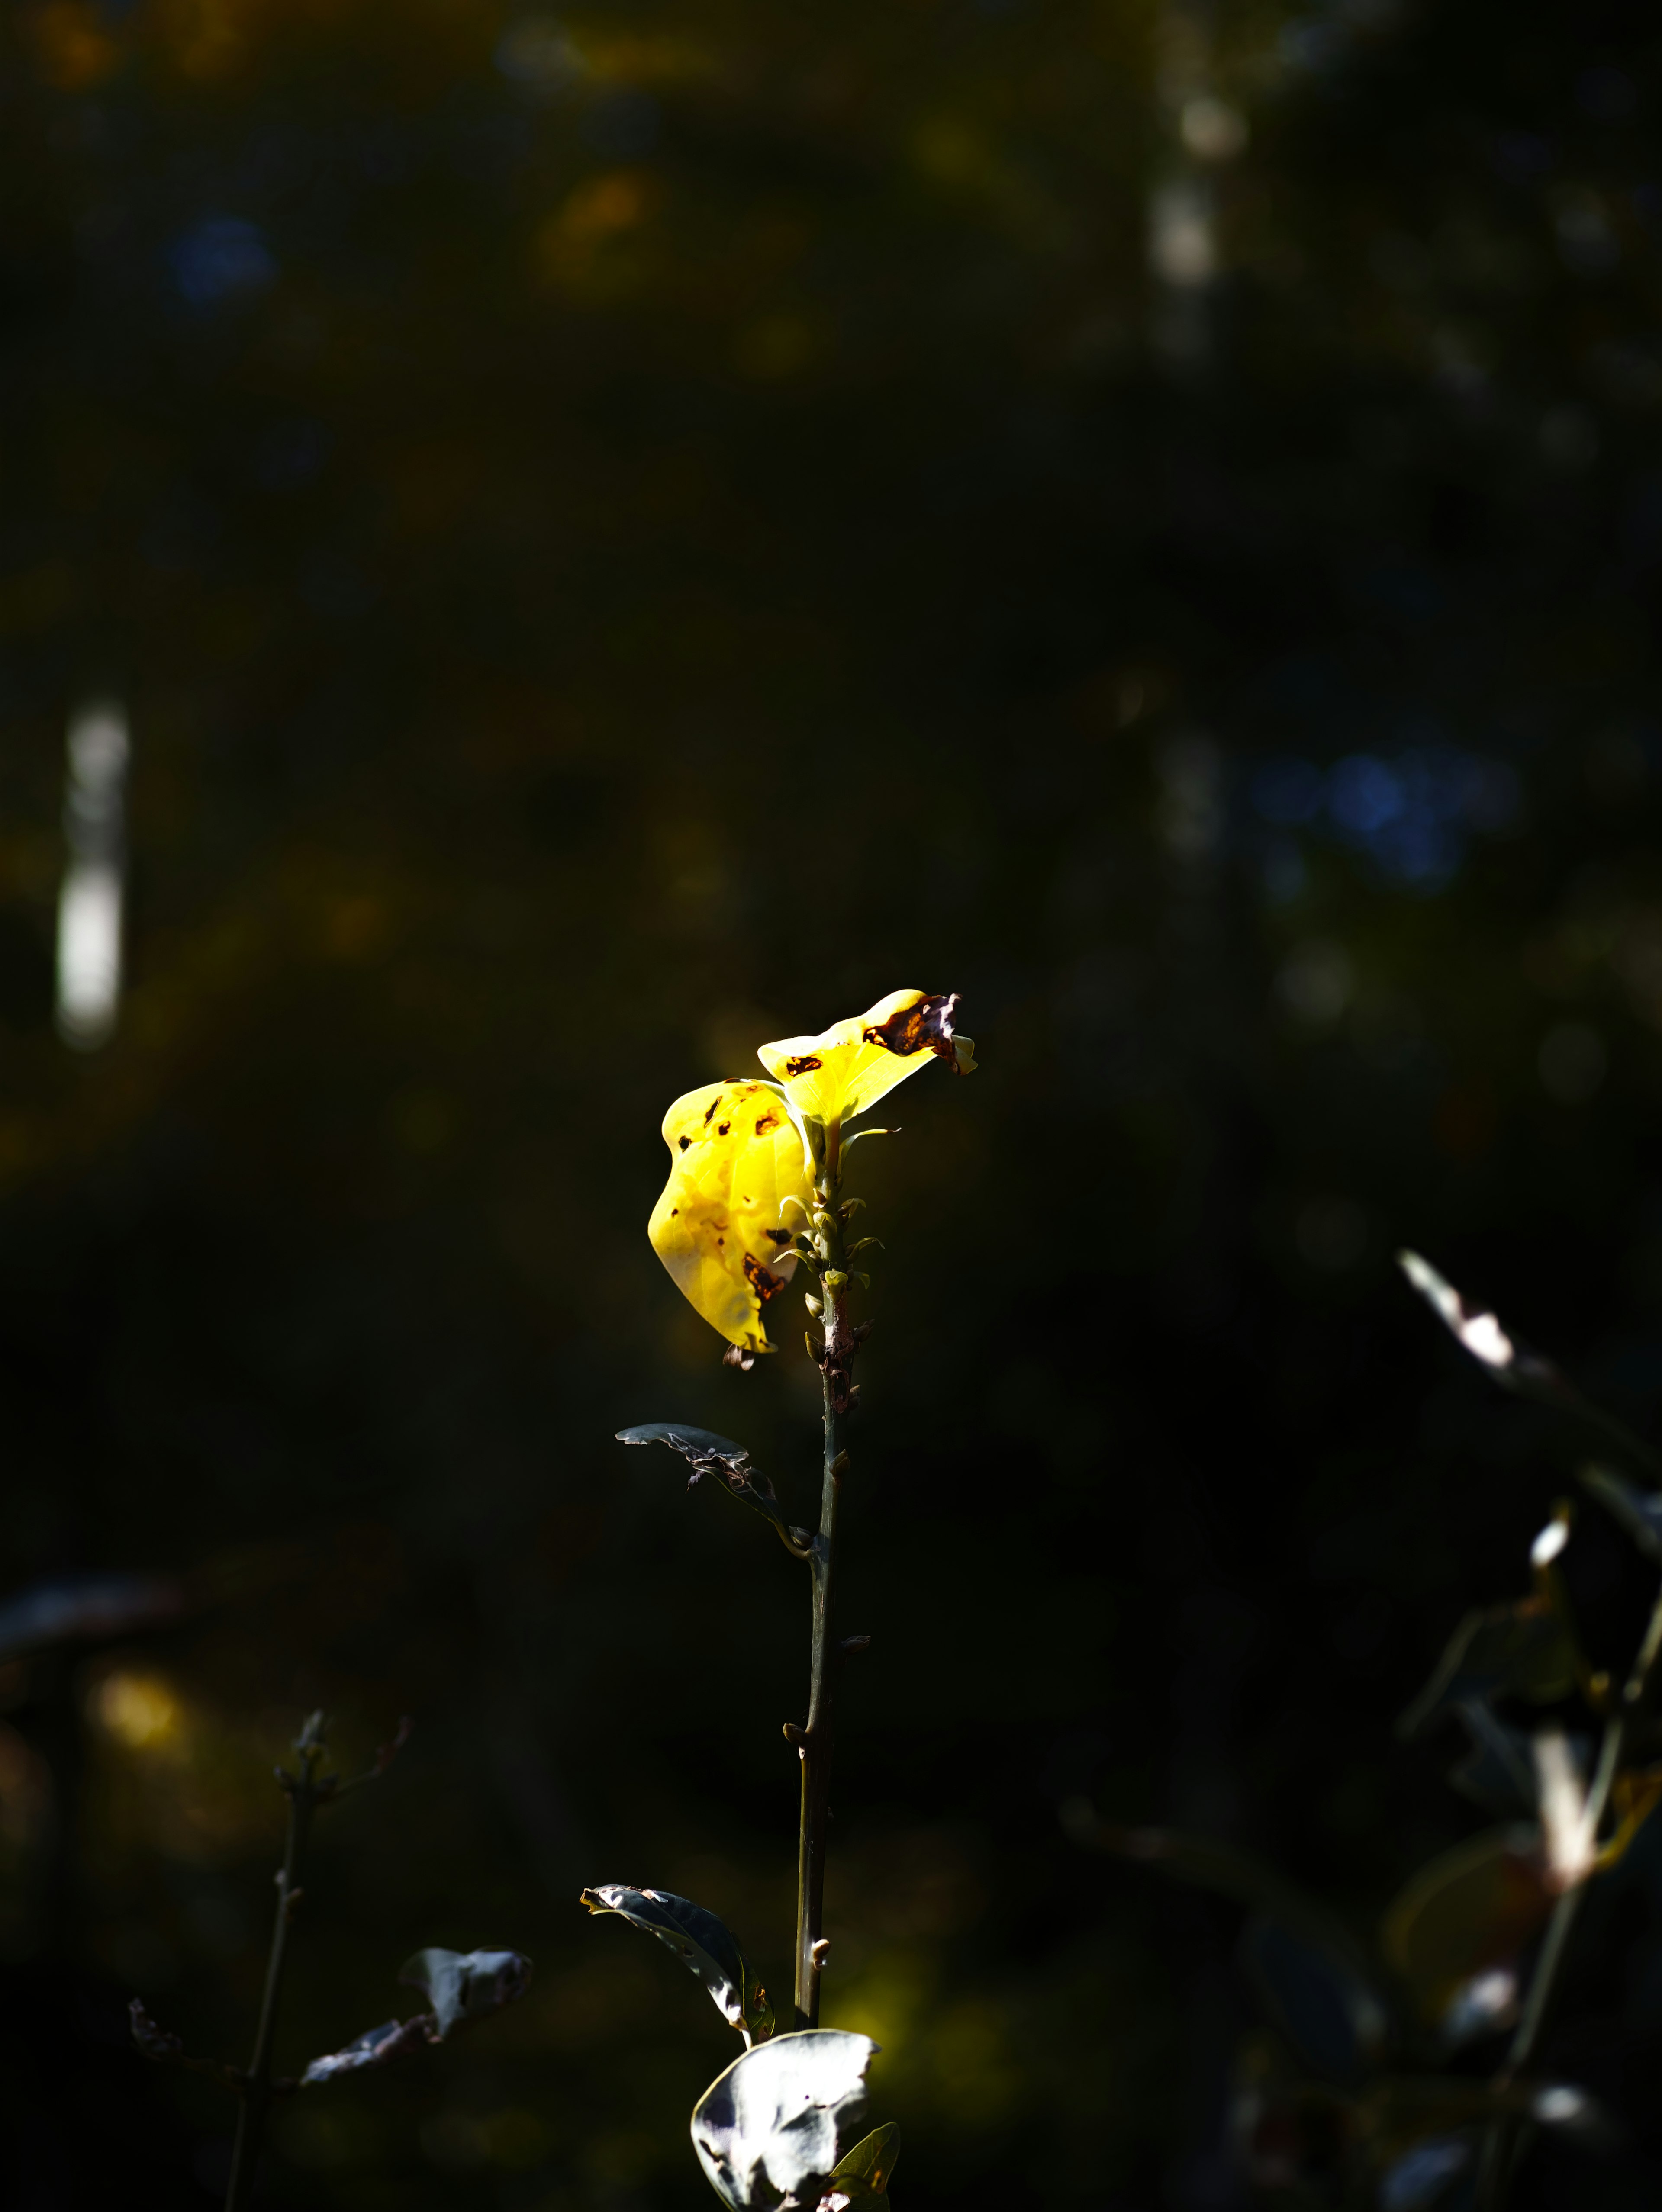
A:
[7,0,1662,2205]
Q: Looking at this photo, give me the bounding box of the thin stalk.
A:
[225,1719,325,2212]
[1477,1579,1662,2208]
[795,1120,854,2029]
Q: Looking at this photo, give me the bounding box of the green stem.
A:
[795,1121,853,2029]
[1476,1578,1662,2208]
[225,1723,324,2212]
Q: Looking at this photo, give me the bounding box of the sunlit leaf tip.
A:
[757,989,976,1128]
[1397,1249,1517,1372]
[582,1885,774,2043]
[691,2029,876,2211]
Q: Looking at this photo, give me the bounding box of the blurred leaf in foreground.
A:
[396,1949,533,2042]
[1381,1829,1552,2022]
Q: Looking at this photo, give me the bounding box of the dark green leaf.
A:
[615,1425,808,1556]
[1398,1598,1577,1740]
[1238,1914,1388,2087]
[397,1948,534,2040]
[1578,1463,1662,1565]
[832,2122,900,2195]
[691,2029,875,2211]
[581,1885,773,2044]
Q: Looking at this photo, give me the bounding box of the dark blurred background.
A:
[5,0,1662,2205]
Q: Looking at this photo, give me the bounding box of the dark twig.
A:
[224,1712,329,2212]
[331,1713,414,1797]
[794,1119,857,2029]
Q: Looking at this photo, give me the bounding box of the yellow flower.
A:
[647,1080,812,1356]
[646,991,975,1356]
[757,988,976,1126]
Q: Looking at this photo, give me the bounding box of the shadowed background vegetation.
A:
[5,0,1662,2204]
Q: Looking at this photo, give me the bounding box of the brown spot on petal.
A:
[754,1111,779,1135]
[784,1055,822,1077]
[717,1122,731,1136]
[863,991,964,1070]
[678,1135,692,1151]
[764,1227,792,1245]
[744,1253,787,1303]
[703,1095,721,1125]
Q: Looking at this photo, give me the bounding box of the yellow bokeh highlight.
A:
[540,172,660,291]
[28,1,121,90]
[93,1669,183,1751]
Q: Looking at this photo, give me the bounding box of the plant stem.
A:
[225,1718,326,2212]
[795,1121,854,2029]
[1476,1579,1662,2208]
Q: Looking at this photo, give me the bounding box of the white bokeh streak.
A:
[55,698,129,1049]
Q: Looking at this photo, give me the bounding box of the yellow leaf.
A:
[757,990,975,1126]
[647,1081,811,1353]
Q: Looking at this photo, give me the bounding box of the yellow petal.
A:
[757,989,975,1125]
[647,1080,812,1352]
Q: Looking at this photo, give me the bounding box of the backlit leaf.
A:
[691,2029,875,2211]
[582,1884,773,2044]
[831,2122,900,2195]
[647,1080,811,1356]
[1381,1829,1551,2019]
[757,990,973,1127]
